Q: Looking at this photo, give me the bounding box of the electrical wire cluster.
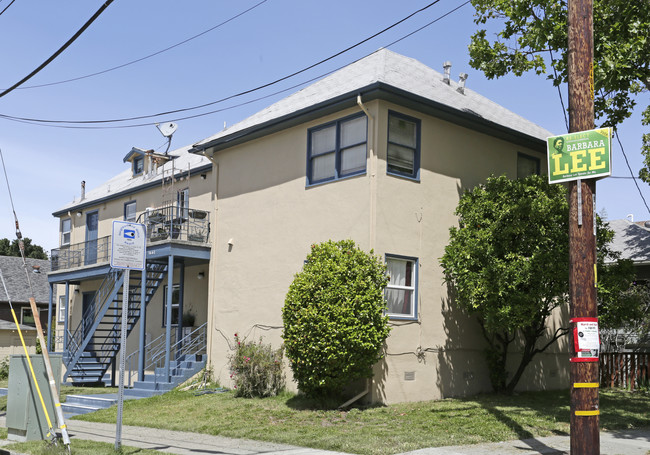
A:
[0,0,471,130]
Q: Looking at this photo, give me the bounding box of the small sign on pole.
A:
[547,127,612,184]
[110,221,146,450]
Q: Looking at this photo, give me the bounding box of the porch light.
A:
[76,211,82,217]
[197,272,205,280]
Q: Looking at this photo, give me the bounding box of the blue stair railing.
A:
[64,262,168,383]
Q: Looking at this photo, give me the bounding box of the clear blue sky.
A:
[0,0,647,252]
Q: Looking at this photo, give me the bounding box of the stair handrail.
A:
[65,267,122,364]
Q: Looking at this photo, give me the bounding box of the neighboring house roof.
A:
[0,319,36,332]
[52,145,211,216]
[191,48,553,155]
[0,256,50,305]
[607,219,650,264]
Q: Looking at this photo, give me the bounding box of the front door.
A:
[85,211,98,265]
[82,291,96,351]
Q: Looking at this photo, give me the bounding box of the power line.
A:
[0,0,115,99]
[12,0,269,90]
[614,129,650,215]
[0,0,443,126]
[0,0,16,17]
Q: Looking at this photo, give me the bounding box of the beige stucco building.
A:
[47,49,568,402]
[189,49,568,403]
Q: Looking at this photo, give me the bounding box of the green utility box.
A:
[6,354,62,442]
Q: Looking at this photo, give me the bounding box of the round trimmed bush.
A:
[282,239,390,398]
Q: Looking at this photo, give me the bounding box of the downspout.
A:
[353,94,375,407]
[357,95,377,252]
[47,284,53,352]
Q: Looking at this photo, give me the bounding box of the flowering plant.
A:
[228,333,285,398]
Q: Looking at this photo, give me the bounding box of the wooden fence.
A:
[600,352,650,391]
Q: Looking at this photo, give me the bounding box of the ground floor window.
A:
[163,284,180,327]
[385,255,418,319]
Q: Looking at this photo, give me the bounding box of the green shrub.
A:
[0,357,9,380]
[229,334,285,398]
[283,239,390,399]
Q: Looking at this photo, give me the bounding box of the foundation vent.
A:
[404,371,416,381]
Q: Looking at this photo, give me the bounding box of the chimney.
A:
[442,61,452,85]
[457,73,468,94]
[80,180,86,200]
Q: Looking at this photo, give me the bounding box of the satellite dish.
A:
[156,122,178,138]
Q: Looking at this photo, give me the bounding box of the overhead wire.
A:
[11,0,269,90]
[0,0,16,17]
[0,0,461,129]
[614,129,650,215]
[0,0,114,99]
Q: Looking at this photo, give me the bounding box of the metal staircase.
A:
[64,262,168,384]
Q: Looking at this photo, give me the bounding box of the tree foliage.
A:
[440,175,636,394]
[282,240,390,399]
[0,237,48,259]
[468,1,650,180]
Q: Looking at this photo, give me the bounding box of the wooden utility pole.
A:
[568,0,599,453]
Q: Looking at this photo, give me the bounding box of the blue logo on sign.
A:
[124,229,135,239]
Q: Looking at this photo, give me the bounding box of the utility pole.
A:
[567,0,599,453]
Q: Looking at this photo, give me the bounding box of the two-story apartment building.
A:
[187,49,566,403]
[47,49,567,403]
[48,146,212,386]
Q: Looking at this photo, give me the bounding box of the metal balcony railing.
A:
[50,205,210,272]
[51,236,111,271]
[139,205,210,244]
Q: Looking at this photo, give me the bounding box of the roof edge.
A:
[190,81,548,156]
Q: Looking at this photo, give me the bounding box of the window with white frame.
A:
[61,218,71,246]
[21,307,36,327]
[133,156,144,176]
[177,188,189,219]
[124,201,137,222]
[307,114,367,184]
[162,284,180,327]
[387,111,420,179]
[58,295,66,323]
[385,255,417,319]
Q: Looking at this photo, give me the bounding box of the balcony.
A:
[51,206,210,272]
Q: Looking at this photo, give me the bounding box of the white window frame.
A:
[21,307,36,327]
[385,255,418,320]
[163,284,180,327]
[124,200,137,222]
[61,218,71,246]
[58,295,66,323]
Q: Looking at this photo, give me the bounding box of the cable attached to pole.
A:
[0,148,71,452]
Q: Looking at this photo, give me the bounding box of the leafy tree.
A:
[440,174,636,394]
[282,240,390,399]
[467,1,650,180]
[0,237,47,259]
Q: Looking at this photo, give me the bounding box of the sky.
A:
[0,0,648,253]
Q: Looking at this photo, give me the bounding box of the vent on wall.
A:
[404,371,416,381]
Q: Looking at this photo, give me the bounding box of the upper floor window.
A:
[517,153,540,178]
[307,114,367,185]
[21,307,35,327]
[133,156,144,176]
[58,295,66,323]
[177,188,189,219]
[124,201,137,222]
[385,255,418,320]
[387,111,420,180]
[61,218,71,246]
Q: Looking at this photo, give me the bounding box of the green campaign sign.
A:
[547,127,612,183]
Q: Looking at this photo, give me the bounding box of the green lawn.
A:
[71,387,650,455]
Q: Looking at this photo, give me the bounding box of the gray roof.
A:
[607,219,650,264]
[53,145,211,216]
[0,256,50,305]
[192,49,553,153]
[0,318,36,331]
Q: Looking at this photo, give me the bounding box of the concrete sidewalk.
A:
[0,415,649,455]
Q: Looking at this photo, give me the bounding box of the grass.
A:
[71,387,650,455]
[2,439,162,455]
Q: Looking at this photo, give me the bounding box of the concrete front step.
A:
[62,394,118,417]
